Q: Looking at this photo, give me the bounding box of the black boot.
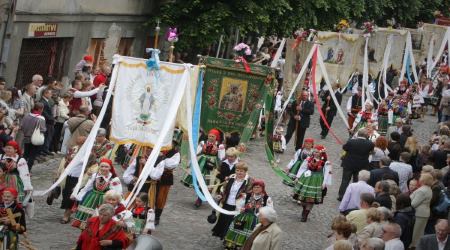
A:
[301,209,310,222]
[155,209,163,226]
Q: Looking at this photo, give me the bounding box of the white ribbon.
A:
[427,34,435,78]
[399,32,419,84]
[429,27,450,72]
[125,64,191,207]
[362,36,370,109]
[184,67,238,215]
[274,43,317,129]
[339,72,355,94]
[34,55,120,196]
[317,49,350,129]
[381,35,393,98]
[270,38,286,68]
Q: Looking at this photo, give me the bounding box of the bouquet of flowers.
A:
[335,19,350,32]
[233,43,252,57]
[362,21,376,36]
[166,27,178,43]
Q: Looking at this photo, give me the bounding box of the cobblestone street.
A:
[26,97,437,250]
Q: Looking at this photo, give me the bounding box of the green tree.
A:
[151,0,450,57]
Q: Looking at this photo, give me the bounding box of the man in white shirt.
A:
[339,170,375,214]
[382,222,404,250]
[389,152,413,193]
[417,219,450,250]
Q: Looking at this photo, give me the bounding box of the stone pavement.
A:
[25,98,437,249]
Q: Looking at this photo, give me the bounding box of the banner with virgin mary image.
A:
[110,57,188,149]
[201,57,274,142]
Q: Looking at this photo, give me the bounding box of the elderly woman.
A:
[76,204,130,250]
[359,237,385,250]
[103,190,133,229]
[357,208,383,241]
[224,179,273,249]
[242,206,281,250]
[92,128,113,160]
[325,216,355,250]
[409,173,433,248]
[212,162,252,240]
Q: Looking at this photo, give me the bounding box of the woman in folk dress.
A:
[72,158,122,229]
[293,145,332,222]
[0,141,32,203]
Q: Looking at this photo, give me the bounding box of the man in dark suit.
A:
[338,128,374,200]
[320,83,343,139]
[417,219,450,250]
[40,88,55,155]
[368,157,399,187]
[285,90,314,150]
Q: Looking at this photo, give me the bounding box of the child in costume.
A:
[272,127,286,153]
[181,128,225,207]
[72,158,122,229]
[293,145,332,222]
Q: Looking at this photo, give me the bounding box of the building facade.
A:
[0,0,157,88]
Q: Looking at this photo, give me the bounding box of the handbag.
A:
[207,212,217,224]
[31,119,45,146]
[433,189,450,216]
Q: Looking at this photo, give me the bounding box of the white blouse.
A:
[226,179,245,206]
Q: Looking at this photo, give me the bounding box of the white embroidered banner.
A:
[110,57,187,149]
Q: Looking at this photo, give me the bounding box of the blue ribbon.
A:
[406,53,413,84]
[146,48,161,75]
[191,70,206,201]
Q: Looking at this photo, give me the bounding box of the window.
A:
[118,38,134,57]
[87,38,105,69]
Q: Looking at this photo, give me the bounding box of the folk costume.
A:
[155,146,180,225]
[272,127,286,153]
[211,173,252,240]
[76,216,130,250]
[351,101,377,134]
[224,180,273,249]
[293,145,332,222]
[0,141,32,203]
[92,138,113,161]
[73,159,122,229]
[0,188,26,250]
[283,138,314,186]
[181,129,225,188]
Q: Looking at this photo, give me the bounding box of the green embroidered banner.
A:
[201,57,273,142]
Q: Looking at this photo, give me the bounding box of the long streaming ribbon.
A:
[429,27,450,73]
[406,54,413,84]
[427,34,435,78]
[311,47,343,145]
[236,56,251,73]
[271,38,286,68]
[191,69,207,201]
[362,36,370,109]
[184,67,238,215]
[274,43,318,130]
[381,35,393,98]
[316,49,350,129]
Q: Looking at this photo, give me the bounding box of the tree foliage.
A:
[151,0,450,55]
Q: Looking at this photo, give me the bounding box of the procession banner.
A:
[284,39,312,97]
[110,57,189,149]
[201,57,273,142]
[315,32,362,85]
